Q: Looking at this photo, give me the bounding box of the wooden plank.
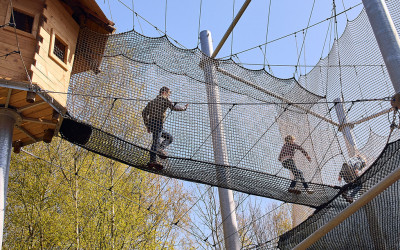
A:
[30,67,67,106]
[8,89,27,102]
[10,90,26,103]
[20,105,53,119]
[15,125,38,142]
[0,0,9,18]
[22,117,57,125]
[34,52,71,87]
[0,40,36,56]
[31,60,69,93]
[11,0,43,13]
[0,87,10,100]
[43,0,79,46]
[35,45,72,75]
[8,90,44,109]
[0,57,34,75]
[0,29,37,49]
[17,100,46,112]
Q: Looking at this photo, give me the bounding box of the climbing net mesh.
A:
[58,1,400,248]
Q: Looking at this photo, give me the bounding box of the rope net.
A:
[57,1,400,247]
[59,2,400,209]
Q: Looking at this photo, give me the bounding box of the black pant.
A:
[149,120,173,162]
[282,159,309,189]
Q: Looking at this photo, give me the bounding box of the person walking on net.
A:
[278,135,314,194]
[338,155,366,203]
[142,86,188,169]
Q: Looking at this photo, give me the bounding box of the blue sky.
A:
[96,0,363,78]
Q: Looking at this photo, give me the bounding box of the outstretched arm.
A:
[169,101,188,111]
[295,144,311,162]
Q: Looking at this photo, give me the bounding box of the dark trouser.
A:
[282,159,309,189]
[344,181,362,198]
[149,121,173,163]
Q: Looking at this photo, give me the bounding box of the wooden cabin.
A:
[0,0,114,151]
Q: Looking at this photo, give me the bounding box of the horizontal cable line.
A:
[233,62,386,68]
[37,89,391,106]
[220,3,363,59]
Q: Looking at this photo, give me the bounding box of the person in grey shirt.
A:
[142,87,188,168]
[338,155,366,203]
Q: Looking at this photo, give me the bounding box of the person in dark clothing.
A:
[142,87,188,167]
[278,135,313,194]
[338,155,366,203]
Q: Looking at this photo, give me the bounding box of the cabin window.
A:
[53,36,67,63]
[49,29,70,70]
[10,9,34,34]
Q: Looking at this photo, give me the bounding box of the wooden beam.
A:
[22,116,57,125]
[15,125,37,142]
[17,100,47,112]
[5,89,12,108]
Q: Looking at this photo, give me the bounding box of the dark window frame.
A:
[53,36,67,63]
[10,9,34,34]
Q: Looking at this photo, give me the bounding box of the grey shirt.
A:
[142,95,186,129]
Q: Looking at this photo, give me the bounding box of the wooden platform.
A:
[0,76,65,148]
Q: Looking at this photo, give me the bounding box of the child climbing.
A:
[142,87,188,170]
[338,155,366,203]
[278,135,314,194]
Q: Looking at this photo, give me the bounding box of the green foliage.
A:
[4,138,192,249]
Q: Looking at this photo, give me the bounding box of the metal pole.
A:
[294,163,400,249]
[200,30,241,250]
[362,0,400,93]
[334,97,358,157]
[211,0,252,58]
[0,108,18,246]
[333,97,386,249]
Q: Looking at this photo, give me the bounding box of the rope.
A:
[115,0,188,49]
[8,0,33,88]
[219,3,363,59]
[36,89,392,107]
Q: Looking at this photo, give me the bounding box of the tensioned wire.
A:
[113,0,361,59]
[36,89,391,107]
[294,0,316,77]
[7,0,34,89]
[219,3,363,60]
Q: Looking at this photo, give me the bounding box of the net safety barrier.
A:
[58,0,400,210]
[60,1,399,208]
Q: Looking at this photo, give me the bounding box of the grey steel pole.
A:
[0,108,18,246]
[334,97,358,157]
[200,30,241,250]
[333,97,386,249]
[362,0,400,93]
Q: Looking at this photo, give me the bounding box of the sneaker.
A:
[344,196,353,203]
[305,188,314,194]
[157,149,168,159]
[288,187,301,195]
[147,161,163,170]
[342,193,353,203]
